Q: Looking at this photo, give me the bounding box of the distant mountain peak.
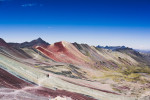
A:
[96,45,131,51]
[32,37,44,42]
[20,38,50,48]
[36,37,43,41]
[37,37,42,40]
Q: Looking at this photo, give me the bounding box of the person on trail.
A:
[47,74,51,78]
[47,74,49,78]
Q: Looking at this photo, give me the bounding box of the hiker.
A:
[47,74,49,78]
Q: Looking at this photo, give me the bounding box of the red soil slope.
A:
[0,68,96,100]
[36,41,90,66]
[0,68,31,89]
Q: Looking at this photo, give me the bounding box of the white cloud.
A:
[21,3,37,7]
[21,3,43,7]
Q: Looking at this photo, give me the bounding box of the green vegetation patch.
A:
[102,66,150,83]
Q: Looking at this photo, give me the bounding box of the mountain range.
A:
[0,37,150,100]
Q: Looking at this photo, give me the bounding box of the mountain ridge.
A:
[0,37,149,67]
[7,37,50,48]
[0,38,9,47]
[0,37,150,100]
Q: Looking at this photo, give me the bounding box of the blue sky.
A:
[0,0,150,50]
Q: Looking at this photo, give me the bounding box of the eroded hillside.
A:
[0,38,150,100]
